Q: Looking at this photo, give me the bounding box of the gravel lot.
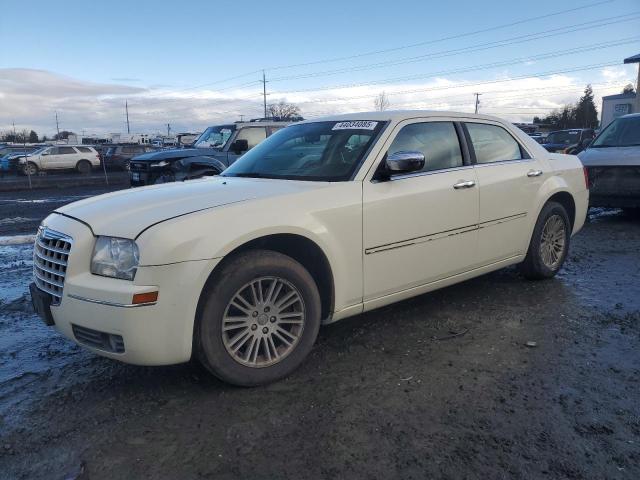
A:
[1,185,639,479]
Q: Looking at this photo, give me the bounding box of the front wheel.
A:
[22,162,38,176]
[197,250,321,386]
[520,201,571,280]
[76,160,92,174]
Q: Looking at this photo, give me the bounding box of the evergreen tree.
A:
[574,85,598,128]
[28,130,39,142]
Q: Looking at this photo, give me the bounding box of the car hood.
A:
[54,176,329,238]
[132,147,222,162]
[578,146,640,166]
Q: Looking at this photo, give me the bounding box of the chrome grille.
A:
[33,227,73,305]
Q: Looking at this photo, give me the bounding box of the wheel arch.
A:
[198,233,335,323]
[546,191,576,230]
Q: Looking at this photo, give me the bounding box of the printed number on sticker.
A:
[332,121,378,131]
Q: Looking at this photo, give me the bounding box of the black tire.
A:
[196,249,321,386]
[76,160,92,174]
[520,201,571,280]
[22,162,38,176]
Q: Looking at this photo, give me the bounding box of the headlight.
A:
[91,236,139,280]
[150,160,170,168]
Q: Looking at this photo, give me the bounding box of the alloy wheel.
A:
[540,214,566,269]
[222,276,305,368]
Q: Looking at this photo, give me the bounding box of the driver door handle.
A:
[527,169,543,177]
[453,180,476,189]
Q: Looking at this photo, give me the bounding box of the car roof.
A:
[297,110,510,124]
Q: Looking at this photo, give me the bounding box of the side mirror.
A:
[41,152,49,156]
[231,139,249,154]
[386,151,425,173]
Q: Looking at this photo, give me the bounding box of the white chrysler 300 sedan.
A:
[31,111,588,385]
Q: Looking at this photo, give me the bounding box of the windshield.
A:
[545,130,580,144]
[221,121,385,181]
[194,125,235,149]
[591,116,640,148]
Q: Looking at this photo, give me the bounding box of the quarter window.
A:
[466,123,522,164]
[58,146,77,154]
[387,122,463,174]
[77,146,93,153]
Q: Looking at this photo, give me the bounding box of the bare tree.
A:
[267,101,302,121]
[374,91,390,111]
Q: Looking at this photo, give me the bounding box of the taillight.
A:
[583,166,589,189]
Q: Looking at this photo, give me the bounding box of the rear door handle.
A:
[453,180,476,189]
[527,169,543,177]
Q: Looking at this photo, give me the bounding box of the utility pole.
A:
[12,121,16,139]
[55,111,60,138]
[262,70,268,119]
[125,101,130,134]
[167,123,170,137]
[474,93,482,114]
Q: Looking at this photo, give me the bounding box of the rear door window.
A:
[58,146,77,154]
[236,127,267,149]
[465,123,523,164]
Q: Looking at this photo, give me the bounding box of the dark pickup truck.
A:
[129,120,292,186]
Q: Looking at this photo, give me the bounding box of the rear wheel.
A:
[197,250,321,386]
[22,162,38,176]
[520,201,571,279]
[76,160,92,174]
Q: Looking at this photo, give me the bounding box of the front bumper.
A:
[39,213,219,365]
[587,166,640,208]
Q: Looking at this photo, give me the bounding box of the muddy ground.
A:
[0,185,639,479]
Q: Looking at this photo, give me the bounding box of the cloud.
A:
[0,66,637,136]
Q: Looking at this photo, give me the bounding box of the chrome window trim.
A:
[473,158,535,168]
[375,165,474,183]
[67,294,157,308]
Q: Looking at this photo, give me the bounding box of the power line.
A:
[264,0,614,71]
[294,62,621,106]
[125,4,629,103]
[270,36,640,96]
[268,12,640,83]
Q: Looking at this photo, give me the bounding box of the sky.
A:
[1,0,639,137]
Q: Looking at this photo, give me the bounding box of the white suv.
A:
[20,145,100,175]
[31,111,589,386]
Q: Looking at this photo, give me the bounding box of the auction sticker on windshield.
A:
[332,121,378,130]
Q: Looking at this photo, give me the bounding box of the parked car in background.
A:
[579,113,640,211]
[129,120,291,186]
[18,145,100,175]
[32,111,588,386]
[103,144,156,170]
[529,133,546,144]
[0,144,43,174]
[541,128,595,153]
